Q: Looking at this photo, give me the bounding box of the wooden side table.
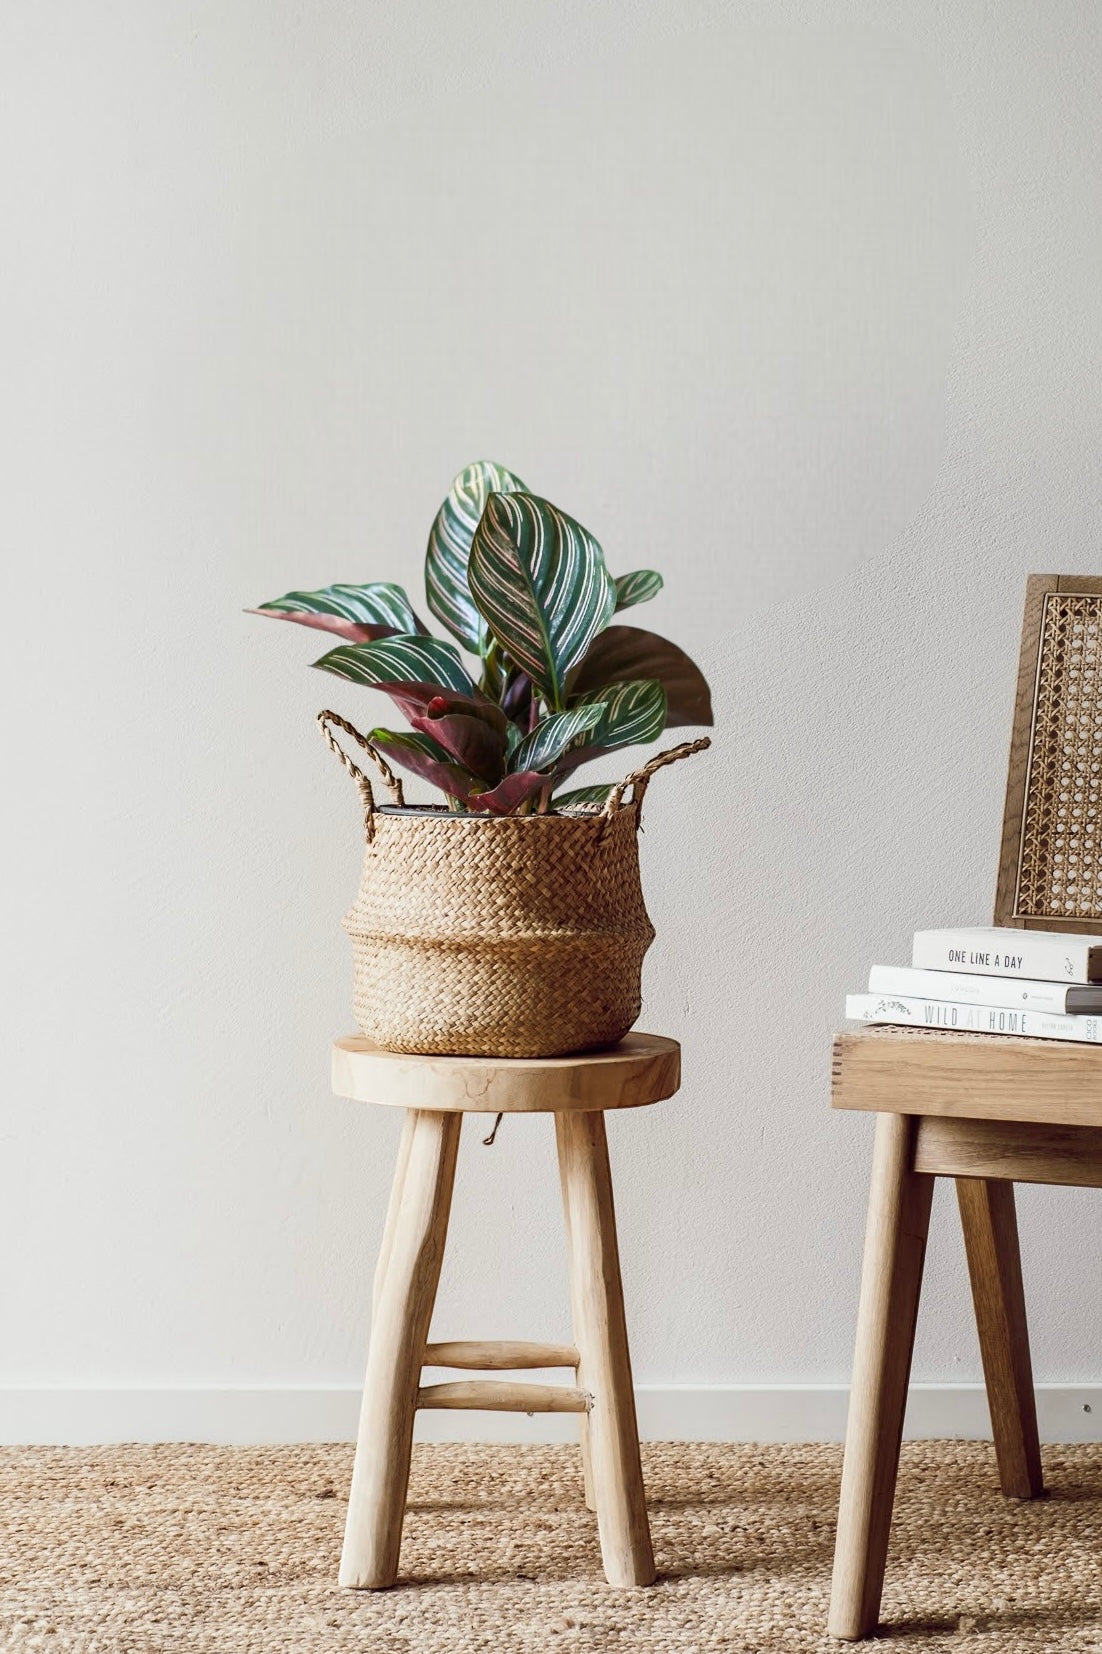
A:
[330,1031,681,1590]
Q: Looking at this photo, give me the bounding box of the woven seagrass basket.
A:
[318,711,709,1058]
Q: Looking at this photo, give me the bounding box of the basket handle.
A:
[317,710,405,838]
[601,736,711,826]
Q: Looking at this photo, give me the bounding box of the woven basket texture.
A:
[343,803,654,1057]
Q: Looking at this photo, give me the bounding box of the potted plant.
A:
[252,460,712,1056]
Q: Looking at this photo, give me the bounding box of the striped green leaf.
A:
[426,460,529,654]
[570,625,713,728]
[251,582,424,642]
[614,570,663,611]
[552,783,616,809]
[572,679,667,751]
[508,705,605,775]
[312,635,474,695]
[468,493,616,711]
[367,728,480,801]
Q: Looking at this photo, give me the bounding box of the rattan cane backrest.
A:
[995,575,1102,931]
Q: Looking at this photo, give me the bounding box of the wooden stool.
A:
[330,1031,680,1590]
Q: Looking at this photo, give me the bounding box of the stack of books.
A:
[846,927,1102,1044]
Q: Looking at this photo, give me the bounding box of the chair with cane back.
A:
[829,575,1102,1639]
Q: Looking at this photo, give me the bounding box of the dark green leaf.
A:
[468,492,616,710]
[425,460,529,653]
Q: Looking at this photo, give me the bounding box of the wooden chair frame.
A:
[829,575,1102,1639]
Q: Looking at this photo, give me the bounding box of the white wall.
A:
[4,0,1102,1439]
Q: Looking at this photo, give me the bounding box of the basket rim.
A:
[371,803,614,822]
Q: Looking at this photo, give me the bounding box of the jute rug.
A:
[2,1442,1100,1652]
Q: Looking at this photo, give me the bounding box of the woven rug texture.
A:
[2,1441,1101,1653]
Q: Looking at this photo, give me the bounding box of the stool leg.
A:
[956,1177,1044,1499]
[560,1152,597,1512]
[340,1108,461,1589]
[556,1109,655,1588]
[829,1113,934,1640]
[578,1407,597,1512]
[372,1110,416,1316]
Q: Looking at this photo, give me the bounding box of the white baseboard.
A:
[1,1384,1099,1446]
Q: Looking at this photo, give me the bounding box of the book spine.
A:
[867,965,1071,1014]
[910,932,1091,983]
[845,994,1102,1043]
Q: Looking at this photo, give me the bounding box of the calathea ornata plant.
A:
[251,461,713,813]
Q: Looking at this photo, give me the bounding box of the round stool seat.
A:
[331,1032,679,1114]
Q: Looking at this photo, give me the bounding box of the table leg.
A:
[829,1113,934,1640]
[957,1177,1043,1499]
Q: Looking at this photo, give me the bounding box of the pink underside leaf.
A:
[422,692,509,734]
[374,680,506,730]
[466,770,550,814]
[409,710,506,785]
[366,730,479,802]
[502,670,533,724]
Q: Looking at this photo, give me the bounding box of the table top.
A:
[833,1024,1102,1128]
[331,1032,681,1114]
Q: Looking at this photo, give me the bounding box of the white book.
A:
[911,926,1102,984]
[868,965,1102,1015]
[846,993,1102,1044]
